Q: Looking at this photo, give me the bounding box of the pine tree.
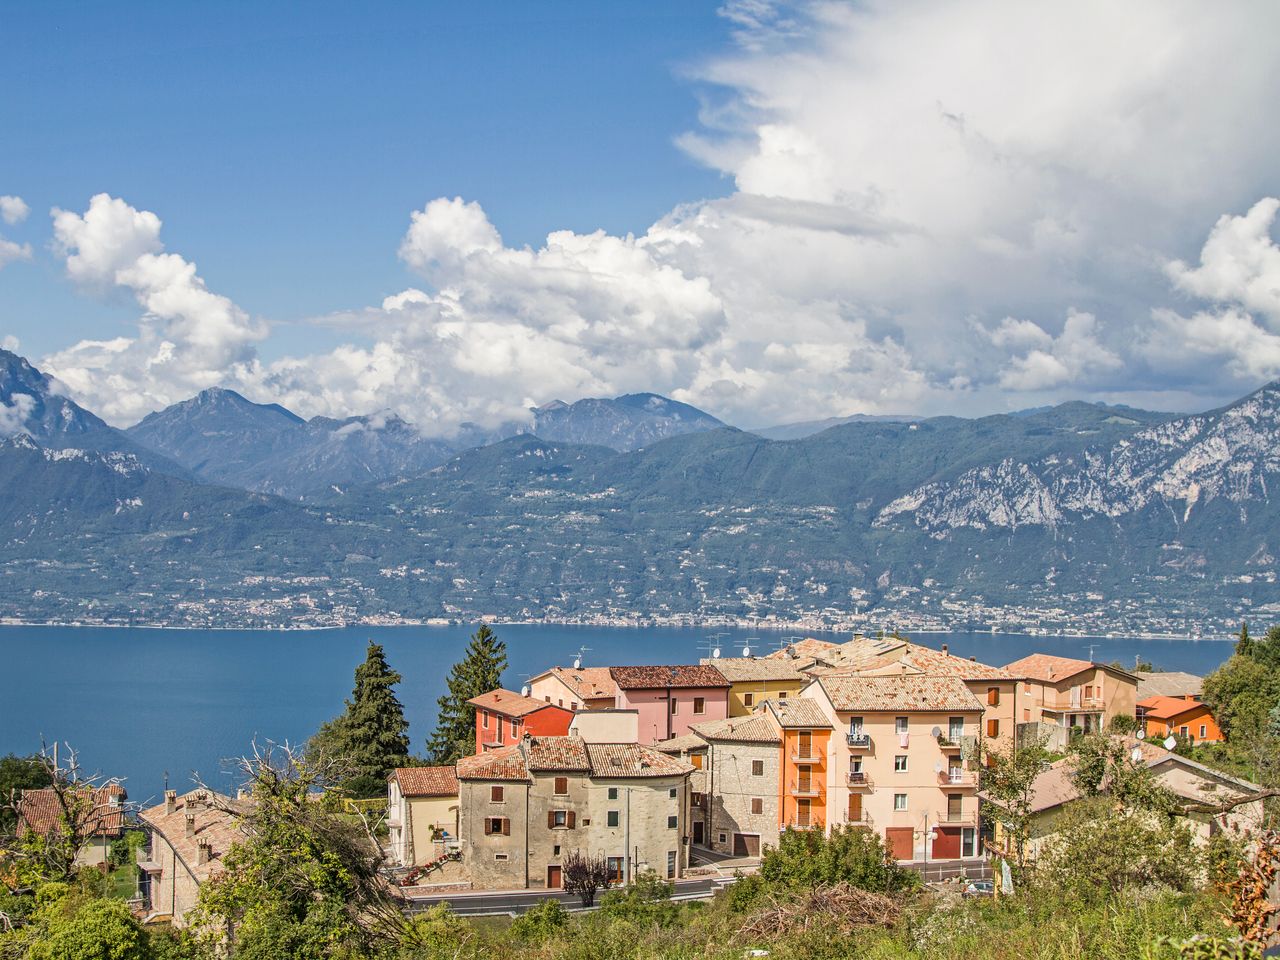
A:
[311,641,411,797]
[1236,621,1254,657]
[426,625,508,764]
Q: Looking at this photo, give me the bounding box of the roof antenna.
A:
[701,633,728,661]
[573,646,591,670]
[743,636,759,658]
[1087,643,1097,663]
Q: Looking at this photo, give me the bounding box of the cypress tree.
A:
[1236,621,1254,657]
[314,641,411,797]
[426,625,508,764]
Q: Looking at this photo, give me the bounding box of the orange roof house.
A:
[468,689,575,753]
[1137,695,1223,744]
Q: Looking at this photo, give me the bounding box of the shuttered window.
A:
[987,718,999,738]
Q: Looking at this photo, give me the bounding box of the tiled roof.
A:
[468,688,565,718]
[585,743,694,778]
[18,784,127,839]
[1137,695,1207,721]
[1002,653,1135,683]
[610,665,730,690]
[763,698,831,729]
[393,766,459,797]
[1136,672,1204,699]
[690,713,781,744]
[817,675,984,712]
[700,657,808,682]
[814,639,1015,681]
[139,789,248,884]
[653,732,708,754]
[540,666,618,701]
[456,743,530,782]
[764,637,840,661]
[525,736,591,772]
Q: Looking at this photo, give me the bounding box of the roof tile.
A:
[393,766,459,797]
[610,665,730,690]
[817,675,984,712]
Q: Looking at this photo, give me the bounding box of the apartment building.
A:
[609,665,731,743]
[803,675,984,862]
[387,766,460,867]
[455,735,692,890]
[1004,654,1138,748]
[699,656,810,716]
[527,666,619,711]
[468,688,574,752]
[765,698,833,836]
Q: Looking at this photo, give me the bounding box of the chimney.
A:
[196,841,212,865]
[164,790,177,816]
[941,644,949,655]
[184,814,196,839]
[970,656,977,662]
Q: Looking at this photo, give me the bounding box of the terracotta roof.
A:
[763,698,831,729]
[456,743,531,782]
[690,713,781,744]
[525,736,591,772]
[764,637,840,661]
[538,666,618,701]
[813,638,1015,681]
[139,789,248,884]
[18,784,127,839]
[393,766,459,797]
[700,657,808,682]
[816,675,984,712]
[585,743,694,778]
[1136,672,1204,699]
[610,665,730,690]
[1003,654,1134,683]
[468,688,566,718]
[1137,695,1209,721]
[653,732,709,754]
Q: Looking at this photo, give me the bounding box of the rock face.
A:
[876,382,1280,531]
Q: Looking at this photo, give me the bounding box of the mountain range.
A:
[0,346,1275,632]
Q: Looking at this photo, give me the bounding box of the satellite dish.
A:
[742,646,751,658]
[1135,729,1146,740]
[1130,747,1143,763]
[521,685,530,698]
[1163,736,1177,751]
[573,657,582,670]
[931,726,942,738]
[934,761,944,773]
[712,648,721,659]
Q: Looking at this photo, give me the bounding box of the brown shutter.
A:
[502,817,510,836]
[567,811,576,829]
[987,718,999,737]
[548,811,556,829]
[484,818,493,836]
[987,687,999,706]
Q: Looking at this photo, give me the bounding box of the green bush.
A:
[508,898,569,943]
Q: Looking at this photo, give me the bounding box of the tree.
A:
[426,625,508,764]
[0,754,52,833]
[1236,621,1254,657]
[561,851,613,907]
[758,825,916,894]
[26,893,156,960]
[980,735,1052,870]
[309,641,410,798]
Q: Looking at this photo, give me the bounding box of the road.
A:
[403,875,736,917]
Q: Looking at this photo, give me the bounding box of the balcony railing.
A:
[784,817,825,831]
[790,751,824,764]
[846,771,874,789]
[789,780,822,797]
[936,808,977,825]
[845,810,873,826]
[845,732,872,749]
[936,734,964,751]
[938,770,979,788]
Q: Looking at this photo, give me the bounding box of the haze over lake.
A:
[0,624,1234,802]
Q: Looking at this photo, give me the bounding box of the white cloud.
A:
[1166,197,1280,323]
[989,311,1122,391]
[0,196,29,225]
[0,237,31,269]
[0,393,35,437]
[2,336,19,352]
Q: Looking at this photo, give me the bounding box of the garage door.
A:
[733,833,760,857]
[885,827,914,861]
[932,827,961,860]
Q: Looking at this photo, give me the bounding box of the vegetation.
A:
[0,757,52,834]
[1198,623,1280,792]
[425,626,507,764]
[979,734,1053,871]
[560,851,612,908]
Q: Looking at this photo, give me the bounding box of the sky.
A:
[2,0,1280,434]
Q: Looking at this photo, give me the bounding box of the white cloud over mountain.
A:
[33,1,1280,430]
[0,194,32,269]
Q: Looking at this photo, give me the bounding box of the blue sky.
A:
[2,1,1279,431]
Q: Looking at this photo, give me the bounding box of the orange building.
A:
[765,699,832,833]
[468,689,575,753]
[1137,695,1223,744]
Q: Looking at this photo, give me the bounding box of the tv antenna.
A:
[742,636,760,658]
[572,646,591,670]
[700,633,728,660]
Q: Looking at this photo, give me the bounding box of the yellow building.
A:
[702,657,809,716]
[388,767,460,868]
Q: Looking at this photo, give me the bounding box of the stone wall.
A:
[705,740,780,854]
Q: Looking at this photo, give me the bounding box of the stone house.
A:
[455,735,692,890]
[16,784,128,870]
[387,766,460,867]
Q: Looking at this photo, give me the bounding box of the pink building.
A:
[610,665,731,743]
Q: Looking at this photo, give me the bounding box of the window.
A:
[894,755,908,773]
[606,857,624,882]
[495,853,509,861]
[553,844,561,856]
[667,850,677,879]
[849,758,863,774]
[554,777,569,795]
[558,699,564,707]
[608,787,618,800]
[1023,681,1031,693]
[482,710,490,729]
[510,718,518,738]
[849,717,864,734]
[987,718,1000,738]
[667,815,678,829]
[693,697,706,715]
[571,702,578,711]
[778,691,788,700]
[1199,724,1207,738]
[1179,725,1189,737]
[1084,685,1094,700]
[670,698,678,715]
[490,785,504,803]
[544,696,551,702]
[607,810,620,827]
[484,817,509,836]
[948,717,964,740]
[751,759,765,777]
[691,754,704,769]
[669,787,678,799]
[549,810,574,829]
[692,792,703,806]
[893,793,907,812]
[743,693,755,707]
[718,833,727,844]
[987,687,1000,706]
[751,797,763,815]
[961,828,976,858]
[894,717,908,735]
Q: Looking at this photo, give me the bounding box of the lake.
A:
[0,623,1235,803]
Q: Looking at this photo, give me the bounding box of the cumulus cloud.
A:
[1166,197,1280,323]
[0,196,29,225]
[987,311,1122,391]
[0,393,35,437]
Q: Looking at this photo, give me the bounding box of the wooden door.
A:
[798,730,812,759]
[848,793,862,822]
[885,827,914,861]
[796,798,812,827]
[932,827,961,860]
[546,865,562,889]
[797,765,811,793]
[692,820,704,844]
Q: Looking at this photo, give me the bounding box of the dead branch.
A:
[736,883,903,942]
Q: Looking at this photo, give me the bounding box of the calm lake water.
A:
[0,623,1235,803]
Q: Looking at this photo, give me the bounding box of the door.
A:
[798,730,812,759]
[848,793,862,823]
[546,865,562,889]
[796,798,812,827]
[692,820,704,845]
[885,827,914,861]
[932,827,961,860]
[733,834,760,857]
[947,794,962,821]
[797,765,812,794]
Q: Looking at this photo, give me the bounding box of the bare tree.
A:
[562,851,613,907]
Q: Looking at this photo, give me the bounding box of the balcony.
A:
[789,780,822,798]
[845,732,872,749]
[846,771,874,790]
[784,817,825,831]
[936,734,964,753]
[936,808,977,826]
[790,751,825,764]
[938,770,979,788]
[845,810,873,827]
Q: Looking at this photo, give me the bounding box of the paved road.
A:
[403,875,736,917]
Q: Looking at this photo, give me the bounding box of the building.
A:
[16,784,127,869]
[468,689,575,752]
[527,666,619,711]
[701,657,810,716]
[387,766,460,868]
[1004,654,1138,748]
[766,698,833,837]
[803,674,985,862]
[609,666,731,743]
[1135,671,1204,700]
[137,789,247,927]
[1137,695,1224,744]
[455,735,692,890]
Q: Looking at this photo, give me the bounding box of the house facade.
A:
[387,766,460,867]
[468,689,575,752]
[609,665,731,743]
[804,675,985,862]
[456,735,692,890]
[766,698,833,835]
[527,666,619,711]
[1137,695,1224,744]
[16,784,127,870]
[1005,655,1138,747]
[700,657,809,716]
